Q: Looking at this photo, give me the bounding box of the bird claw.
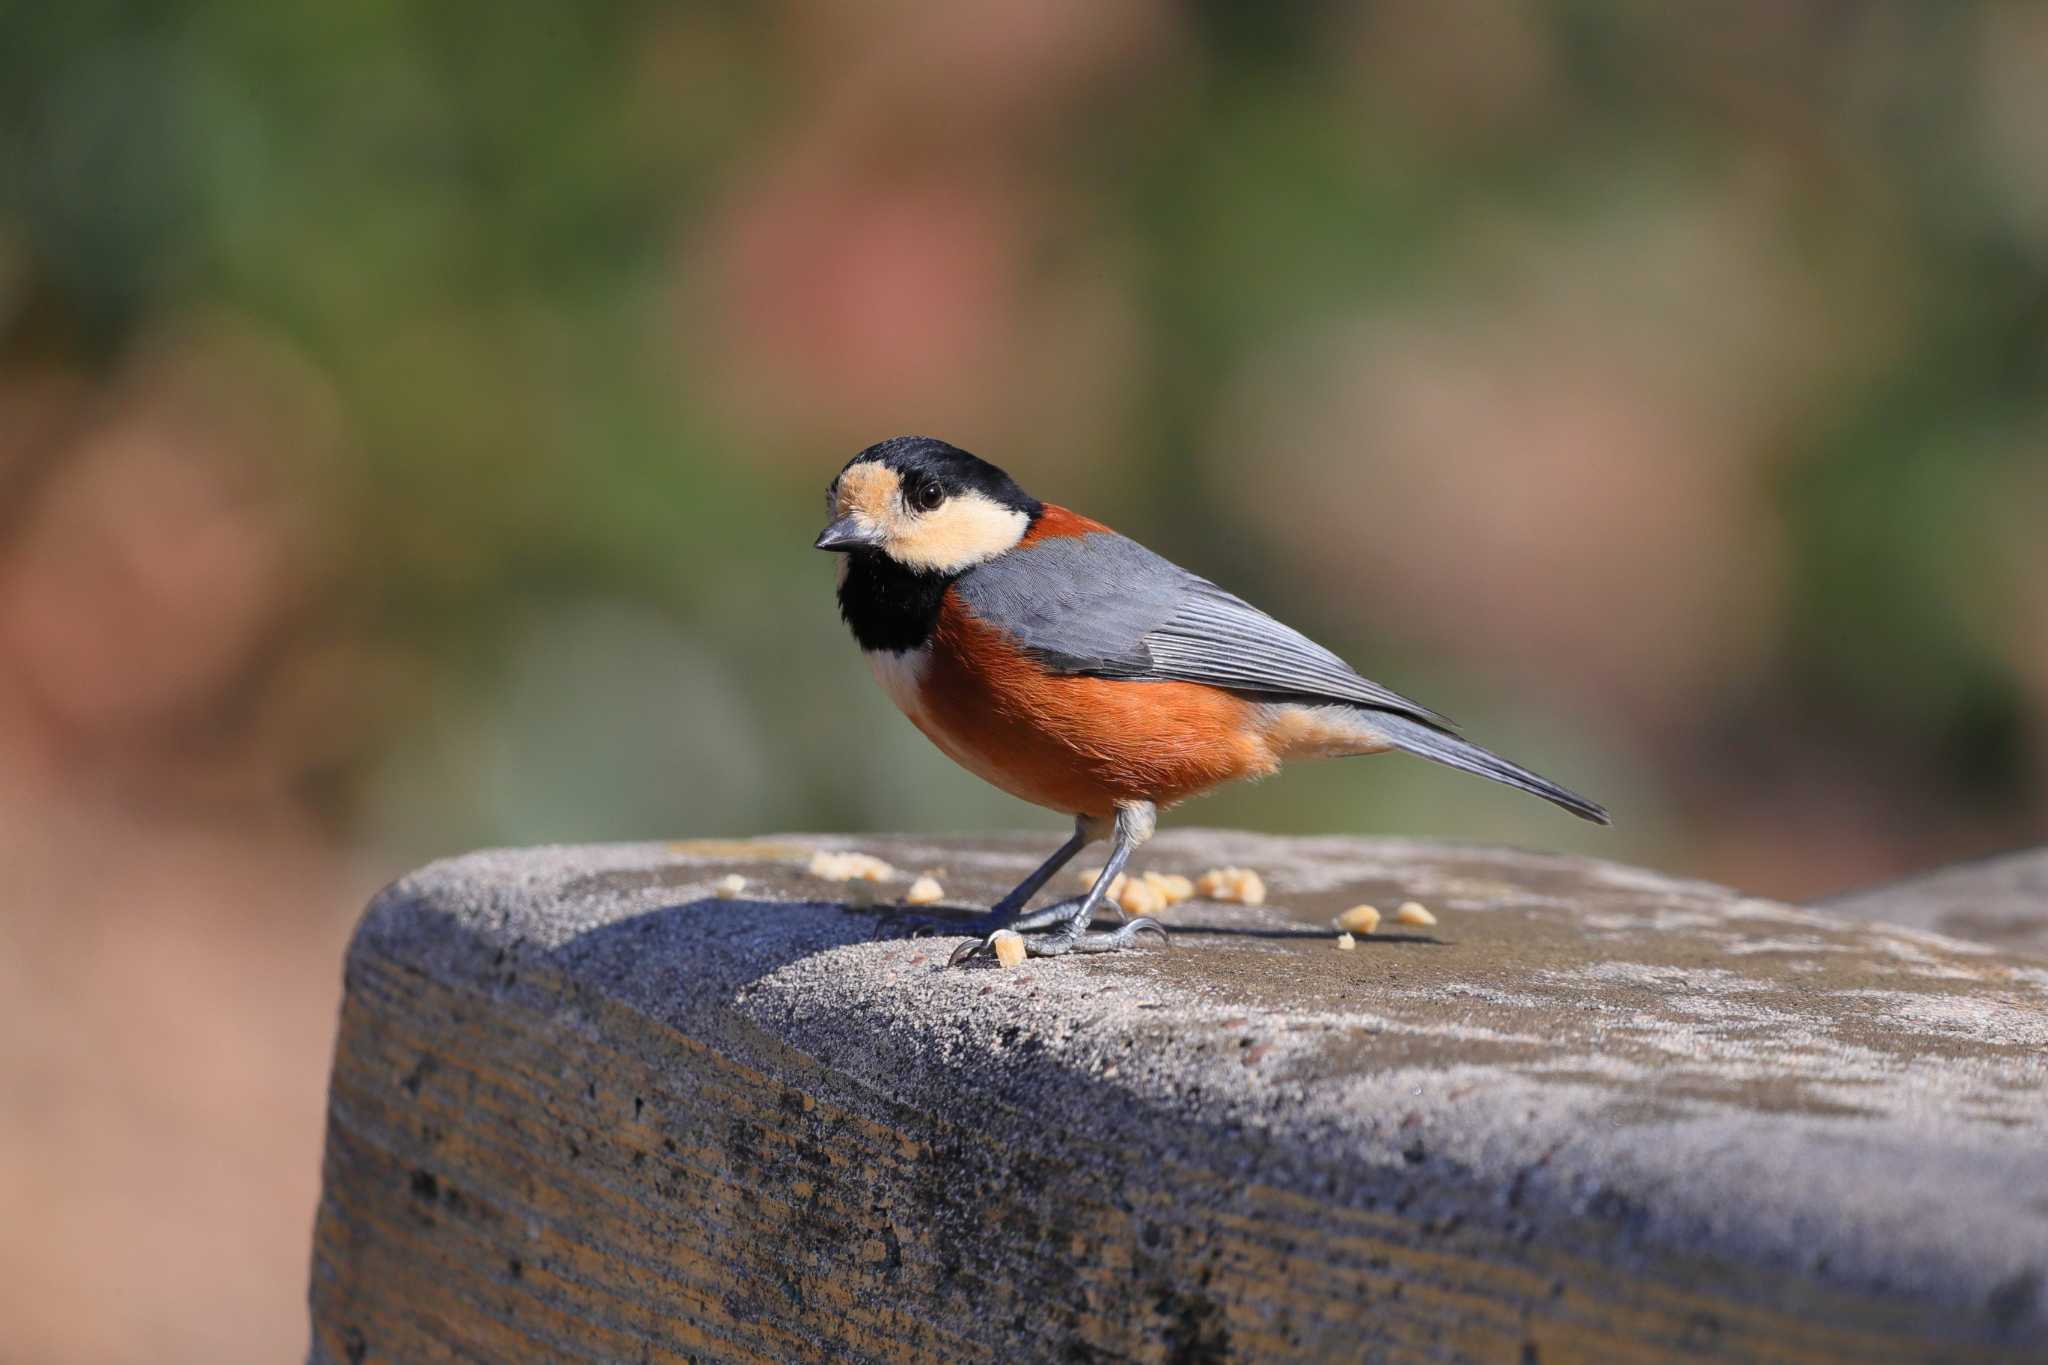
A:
[873,893,1103,946]
[947,916,1168,965]
[1067,917,1169,955]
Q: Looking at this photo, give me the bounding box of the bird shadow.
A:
[838,901,1443,948]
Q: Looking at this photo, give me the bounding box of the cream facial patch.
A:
[832,462,1028,574]
[890,491,1029,573]
[832,462,901,539]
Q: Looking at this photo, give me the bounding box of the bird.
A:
[816,435,1608,964]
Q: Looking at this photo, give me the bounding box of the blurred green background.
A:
[4,3,2045,1360]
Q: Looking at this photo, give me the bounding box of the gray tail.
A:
[1370,712,1611,826]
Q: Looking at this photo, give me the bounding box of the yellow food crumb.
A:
[1336,932,1357,951]
[1335,904,1382,935]
[905,875,945,905]
[1082,867,1196,910]
[1394,901,1436,927]
[1075,866,1131,899]
[807,851,898,882]
[713,874,748,898]
[1141,871,1195,905]
[1196,867,1268,905]
[1116,877,1166,918]
[991,929,1028,968]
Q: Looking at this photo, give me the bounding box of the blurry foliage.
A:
[2,0,2043,891]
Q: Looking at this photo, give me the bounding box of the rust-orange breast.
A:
[906,591,1275,817]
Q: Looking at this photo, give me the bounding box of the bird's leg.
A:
[949,802,1166,964]
[870,815,1099,939]
[997,812,1134,932]
[989,816,1101,919]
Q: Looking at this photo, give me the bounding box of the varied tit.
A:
[817,435,1609,965]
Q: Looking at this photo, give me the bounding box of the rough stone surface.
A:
[308,832,2048,1363]
[1817,845,2048,956]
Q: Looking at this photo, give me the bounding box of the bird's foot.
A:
[866,892,1125,941]
[946,916,1167,966]
[1006,895,1126,932]
[864,905,1007,941]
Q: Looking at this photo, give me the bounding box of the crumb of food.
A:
[1394,901,1436,927]
[904,875,945,905]
[1074,866,1133,900]
[1116,877,1166,918]
[1336,932,1357,951]
[1141,871,1195,905]
[1334,904,1381,935]
[807,851,897,882]
[713,874,748,898]
[1197,867,1268,905]
[991,930,1027,968]
[1081,867,1196,911]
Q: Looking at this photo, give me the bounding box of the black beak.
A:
[814,515,882,552]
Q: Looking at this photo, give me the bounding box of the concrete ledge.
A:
[307,832,2048,1362]
[1818,845,2048,957]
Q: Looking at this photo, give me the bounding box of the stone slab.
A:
[307,832,2048,1362]
[1818,846,2048,957]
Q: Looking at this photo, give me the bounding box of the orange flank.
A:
[913,593,1276,817]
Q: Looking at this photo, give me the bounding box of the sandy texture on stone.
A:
[316,832,2048,1362]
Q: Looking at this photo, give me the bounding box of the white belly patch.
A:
[865,644,1036,800]
[865,647,932,723]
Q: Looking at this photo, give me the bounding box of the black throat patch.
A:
[837,550,953,653]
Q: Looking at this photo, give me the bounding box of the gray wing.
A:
[955,531,1447,725]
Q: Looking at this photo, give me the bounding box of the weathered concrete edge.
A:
[1816,845,2048,957]
[332,834,2048,1350]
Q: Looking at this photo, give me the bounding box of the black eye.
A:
[909,478,946,512]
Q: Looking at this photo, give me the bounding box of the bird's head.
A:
[815,436,1043,575]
